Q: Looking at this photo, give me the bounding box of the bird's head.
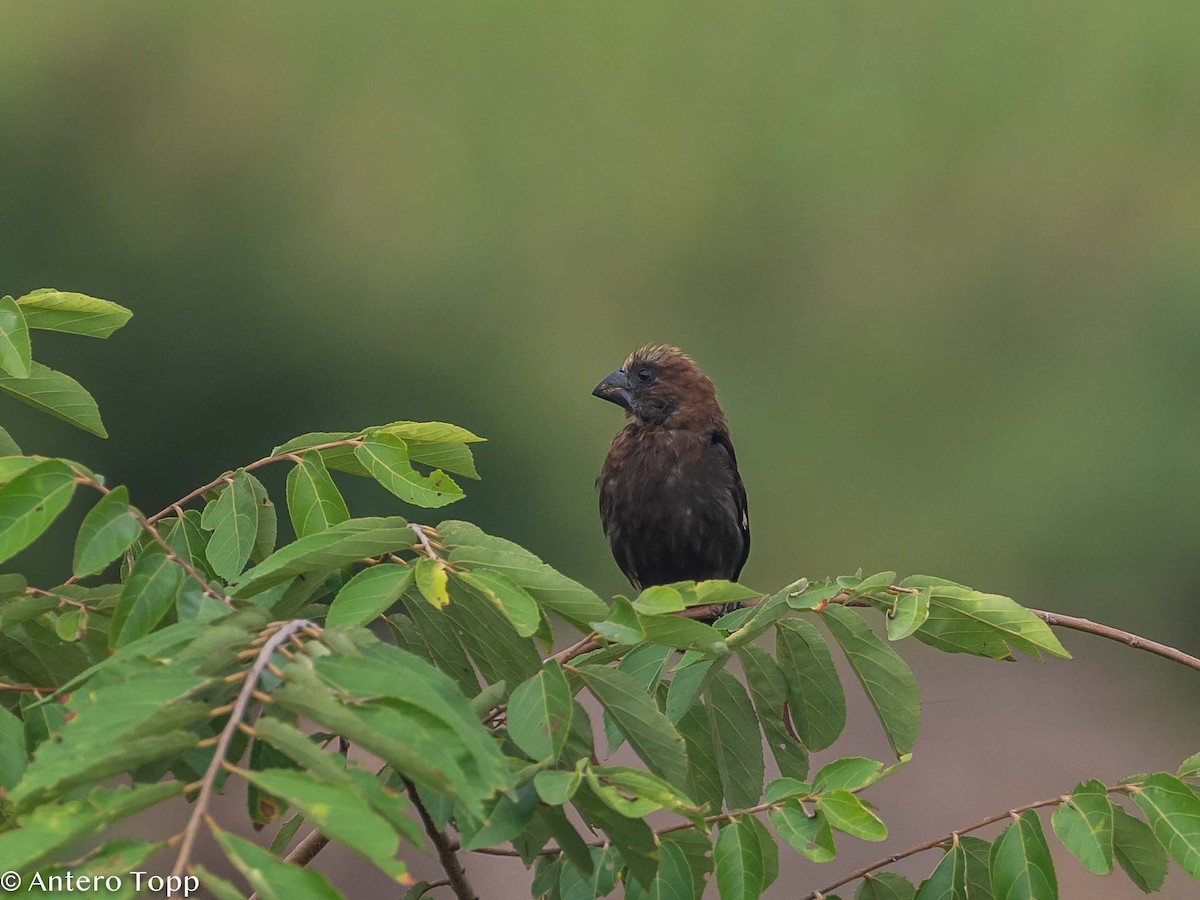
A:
[592,345,723,428]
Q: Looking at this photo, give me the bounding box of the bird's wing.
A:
[711,428,750,580]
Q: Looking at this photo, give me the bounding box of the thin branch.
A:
[70,469,232,608]
[170,619,315,878]
[803,782,1136,899]
[283,828,330,868]
[1030,608,1200,672]
[0,682,53,694]
[406,779,478,900]
[147,437,366,525]
[410,523,444,562]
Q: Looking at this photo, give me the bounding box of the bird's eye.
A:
[637,368,653,382]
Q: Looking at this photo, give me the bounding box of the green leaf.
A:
[0,459,77,564]
[988,811,1058,900]
[286,453,350,538]
[959,835,993,900]
[769,801,835,861]
[54,607,83,641]
[73,485,140,577]
[821,605,920,756]
[438,520,607,628]
[378,420,486,444]
[624,840,697,900]
[915,585,1070,660]
[1112,804,1167,892]
[0,424,20,455]
[405,440,480,479]
[705,669,764,810]
[0,361,107,437]
[818,790,887,841]
[233,516,411,596]
[606,644,672,751]
[461,783,539,850]
[777,618,846,752]
[738,645,809,779]
[915,841,968,900]
[15,289,132,338]
[1131,772,1200,879]
[815,757,886,793]
[535,767,582,805]
[327,564,414,627]
[442,578,541,688]
[240,768,410,882]
[109,546,184,648]
[857,873,917,900]
[590,765,698,819]
[246,472,277,562]
[576,664,688,789]
[415,556,450,608]
[1050,779,1113,875]
[887,588,930,641]
[456,568,540,637]
[0,782,182,872]
[0,295,31,378]
[202,469,259,580]
[572,781,658,888]
[211,823,341,899]
[633,585,686,615]
[355,433,464,508]
[715,819,764,900]
[1179,752,1200,779]
[508,661,574,762]
[0,704,26,790]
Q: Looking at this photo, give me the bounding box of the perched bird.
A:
[593,345,749,597]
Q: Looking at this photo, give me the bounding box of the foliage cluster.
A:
[0,291,1198,899]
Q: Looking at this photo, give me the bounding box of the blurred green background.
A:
[3,2,1197,628]
[2,3,1199,894]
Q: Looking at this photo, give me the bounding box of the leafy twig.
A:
[146,437,366,525]
[170,619,316,878]
[803,781,1137,899]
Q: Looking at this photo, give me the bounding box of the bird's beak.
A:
[592,369,634,412]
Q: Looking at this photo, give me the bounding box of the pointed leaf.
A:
[233,517,411,596]
[240,768,410,882]
[705,669,764,810]
[822,605,920,755]
[857,873,916,900]
[109,547,183,648]
[0,361,107,437]
[988,811,1057,900]
[286,453,349,538]
[355,433,464,508]
[0,459,77,564]
[15,289,132,338]
[73,485,140,577]
[211,824,342,899]
[818,790,888,841]
[1051,779,1113,875]
[327,563,414,627]
[769,801,835,861]
[456,568,540,636]
[739,645,809,779]
[1112,804,1167,892]
[577,664,688,789]
[887,588,930,641]
[508,661,573,762]
[915,841,968,900]
[202,470,259,580]
[777,618,845,751]
[0,295,31,378]
[715,819,764,900]
[1130,772,1200,879]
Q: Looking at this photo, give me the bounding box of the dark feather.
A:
[594,346,750,596]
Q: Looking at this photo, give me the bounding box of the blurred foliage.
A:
[2,1,1199,648]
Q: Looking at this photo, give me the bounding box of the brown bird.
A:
[593,345,749,594]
